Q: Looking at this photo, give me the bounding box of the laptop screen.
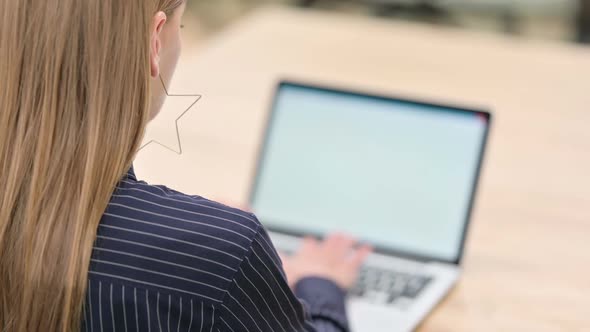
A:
[250,82,490,263]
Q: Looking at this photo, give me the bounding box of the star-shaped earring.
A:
[139,75,202,154]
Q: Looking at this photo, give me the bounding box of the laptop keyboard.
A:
[348,266,432,308]
[277,246,431,309]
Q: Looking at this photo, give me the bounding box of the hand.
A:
[280,233,372,291]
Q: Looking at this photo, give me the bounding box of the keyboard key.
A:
[403,277,432,298]
[365,290,387,304]
[349,265,432,307]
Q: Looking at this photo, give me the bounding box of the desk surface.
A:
[135,7,590,331]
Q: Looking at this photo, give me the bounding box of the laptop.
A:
[248,81,492,331]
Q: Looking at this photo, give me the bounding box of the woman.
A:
[0,0,371,331]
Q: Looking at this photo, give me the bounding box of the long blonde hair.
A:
[0,0,184,331]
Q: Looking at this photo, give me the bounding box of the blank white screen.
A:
[251,84,488,262]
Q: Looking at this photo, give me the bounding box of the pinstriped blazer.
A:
[82,167,348,332]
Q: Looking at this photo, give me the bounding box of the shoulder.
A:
[90,175,263,304]
[112,176,261,241]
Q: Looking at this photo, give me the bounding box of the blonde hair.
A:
[0,0,184,331]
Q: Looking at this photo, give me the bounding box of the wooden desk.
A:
[135,7,590,331]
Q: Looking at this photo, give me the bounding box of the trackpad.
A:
[347,299,410,332]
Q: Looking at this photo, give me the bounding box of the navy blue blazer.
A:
[83,167,348,331]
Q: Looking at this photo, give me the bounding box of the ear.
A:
[150,12,167,78]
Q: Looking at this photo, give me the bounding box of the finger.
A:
[350,245,373,268]
[324,233,356,254]
[299,236,318,254]
[323,232,352,248]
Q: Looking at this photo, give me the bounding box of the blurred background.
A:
[183,0,587,44]
[138,1,589,330]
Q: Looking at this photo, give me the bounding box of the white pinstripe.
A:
[228,291,263,331]
[256,234,283,267]
[251,246,307,330]
[209,305,215,332]
[90,259,227,293]
[220,304,249,331]
[233,279,273,331]
[188,300,194,332]
[93,246,231,282]
[96,235,236,271]
[88,271,223,302]
[134,288,139,332]
[99,223,241,261]
[237,267,287,332]
[88,279,94,332]
[177,297,182,332]
[157,292,162,332]
[99,281,104,332]
[167,294,172,332]
[253,236,286,278]
[110,195,253,240]
[199,302,204,332]
[244,257,297,332]
[146,290,151,332]
[219,317,235,332]
[122,285,128,332]
[116,183,257,232]
[110,284,116,332]
[117,184,280,265]
[104,210,248,251]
